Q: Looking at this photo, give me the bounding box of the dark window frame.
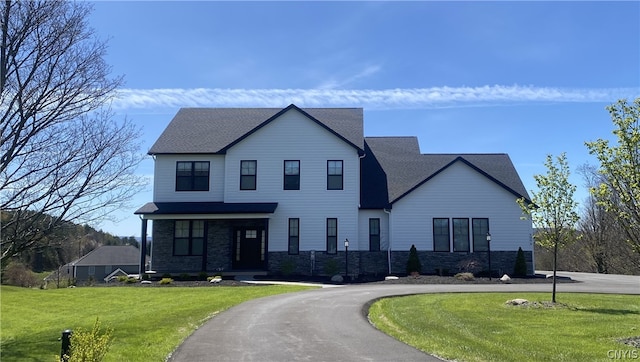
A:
[240,160,257,190]
[433,218,450,252]
[326,218,338,254]
[284,160,300,190]
[369,218,381,251]
[327,160,343,190]
[453,218,470,252]
[288,218,300,255]
[173,220,206,256]
[472,218,490,252]
[175,161,210,191]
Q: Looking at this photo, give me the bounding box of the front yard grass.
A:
[0,284,312,361]
[368,293,640,362]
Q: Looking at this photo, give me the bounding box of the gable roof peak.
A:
[148,105,364,155]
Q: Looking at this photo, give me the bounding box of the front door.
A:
[233,228,266,270]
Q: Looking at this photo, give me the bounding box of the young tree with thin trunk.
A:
[0,0,146,268]
[518,153,580,303]
[585,98,640,256]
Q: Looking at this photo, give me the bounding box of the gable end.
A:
[219,104,364,154]
[391,156,531,205]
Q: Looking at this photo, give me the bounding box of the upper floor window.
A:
[240,160,257,190]
[284,160,300,190]
[174,220,205,256]
[327,160,343,190]
[433,218,450,252]
[472,218,490,252]
[176,161,210,191]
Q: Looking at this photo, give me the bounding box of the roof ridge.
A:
[365,136,417,139]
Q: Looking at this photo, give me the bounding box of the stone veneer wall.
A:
[268,250,532,277]
[389,250,534,276]
[151,218,267,274]
[153,219,533,277]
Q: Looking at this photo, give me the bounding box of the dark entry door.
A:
[233,228,266,270]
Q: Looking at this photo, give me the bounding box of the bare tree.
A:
[576,164,640,274]
[1,1,145,267]
[586,98,640,255]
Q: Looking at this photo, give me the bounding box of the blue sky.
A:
[88,1,640,237]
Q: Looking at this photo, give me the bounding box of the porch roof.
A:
[134,202,278,216]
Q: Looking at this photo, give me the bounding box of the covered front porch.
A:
[134,202,277,276]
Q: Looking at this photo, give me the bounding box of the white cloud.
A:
[112,85,639,111]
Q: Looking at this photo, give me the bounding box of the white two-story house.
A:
[135,104,534,278]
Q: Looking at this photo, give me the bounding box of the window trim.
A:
[472,218,490,252]
[326,218,338,254]
[288,218,300,255]
[433,218,450,252]
[327,160,343,190]
[240,160,257,190]
[175,161,210,191]
[453,218,470,252]
[369,218,381,251]
[283,160,300,190]
[173,220,206,256]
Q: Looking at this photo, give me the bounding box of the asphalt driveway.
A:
[169,272,639,362]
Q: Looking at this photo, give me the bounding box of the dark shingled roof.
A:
[361,137,531,208]
[135,202,278,215]
[74,245,139,266]
[148,104,364,154]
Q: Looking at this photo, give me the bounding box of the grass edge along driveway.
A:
[368,292,640,362]
[0,285,313,361]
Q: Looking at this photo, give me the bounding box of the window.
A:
[369,218,381,251]
[326,218,337,254]
[284,160,300,190]
[473,218,490,252]
[176,161,210,191]
[240,160,257,190]
[433,218,450,252]
[327,160,343,190]
[173,220,205,256]
[453,218,470,252]
[288,218,300,255]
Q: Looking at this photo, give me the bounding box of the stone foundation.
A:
[152,219,533,277]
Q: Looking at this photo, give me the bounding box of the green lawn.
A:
[0,284,312,361]
[369,293,640,362]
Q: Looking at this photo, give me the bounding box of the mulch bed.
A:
[118,273,573,287]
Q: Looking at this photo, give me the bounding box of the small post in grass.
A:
[60,329,72,361]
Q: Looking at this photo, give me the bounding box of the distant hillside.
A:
[3,211,139,272]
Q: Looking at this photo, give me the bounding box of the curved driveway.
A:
[169,272,639,362]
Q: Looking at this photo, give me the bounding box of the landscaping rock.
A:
[505,298,529,305]
[500,274,512,283]
[331,274,344,283]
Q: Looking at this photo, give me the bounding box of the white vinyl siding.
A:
[223,108,360,252]
[391,161,532,252]
[358,209,389,251]
[153,154,224,202]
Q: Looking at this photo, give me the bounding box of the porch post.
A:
[139,218,148,276]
